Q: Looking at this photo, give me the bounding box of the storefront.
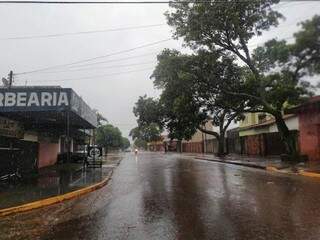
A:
[0,86,97,178]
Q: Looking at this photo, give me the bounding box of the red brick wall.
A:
[38,142,59,168]
[299,109,320,161]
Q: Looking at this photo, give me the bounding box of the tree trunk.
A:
[274,113,298,158]
[176,140,182,153]
[217,130,226,156]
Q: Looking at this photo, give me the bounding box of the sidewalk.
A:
[0,154,122,210]
[190,153,320,178]
[191,153,281,169]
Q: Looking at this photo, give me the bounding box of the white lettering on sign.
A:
[41,92,52,106]
[17,92,27,107]
[58,92,68,106]
[27,92,40,106]
[0,91,69,107]
[5,92,16,107]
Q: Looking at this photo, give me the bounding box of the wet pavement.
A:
[0,155,120,209]
[2,152,320,240]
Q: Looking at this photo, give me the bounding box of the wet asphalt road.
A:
[2,152,320,240]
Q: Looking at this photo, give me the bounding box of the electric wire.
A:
[16,35,295,82]
[28,67,154,82]
[64,51,160,68]
[15,38,172,75]
[0,1,282,4]
[28,61,156,74]
[0,23,166,40]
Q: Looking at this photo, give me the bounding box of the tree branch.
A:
[223,114,237,133]
[197,126,220,139]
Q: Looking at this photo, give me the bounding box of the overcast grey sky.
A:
[0,1,319,138]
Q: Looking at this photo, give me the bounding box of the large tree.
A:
[151,49,245,155]
[167,1,319,157]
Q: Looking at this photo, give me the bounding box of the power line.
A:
[15,38,172,75]
[0,23,166,40]
[27,61,156,74]
[0,1,268,4]
[27,67,154,82]
[65,51,160,68]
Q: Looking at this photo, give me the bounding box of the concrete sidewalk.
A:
[0,154,122,210]
[191,153,280,169]
[190,153,320,178]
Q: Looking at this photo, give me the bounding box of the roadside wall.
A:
[182,141,203,153]
[38,142,59,168]
[299,109,320,161]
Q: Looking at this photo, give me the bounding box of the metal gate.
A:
[0,137,38,181]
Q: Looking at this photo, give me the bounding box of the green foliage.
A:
[129,123,162,143]
[151,49,245,146]
[131,95,163,143]
[121,137,131,150]
[166,0,282,54]
[133,138,147,150]
[133,95,164,128]
[166,1,320,155]
[96,124,128,150]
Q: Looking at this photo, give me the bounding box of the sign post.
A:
[87,146,102,168]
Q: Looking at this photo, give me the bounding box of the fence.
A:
[149,130,299,157]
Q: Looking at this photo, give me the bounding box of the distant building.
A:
[147,136,165,152]
[182,122,215,154]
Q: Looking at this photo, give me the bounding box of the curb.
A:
[266,166,280,172]
[194,157,266,170]
[298,170,320,178]
[0,170,113,217]
[195,157,320,180]
[267,166,320,178]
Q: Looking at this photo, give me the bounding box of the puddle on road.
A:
[0,166,111,209]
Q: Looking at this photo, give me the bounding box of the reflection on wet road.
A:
[2,152,320,240]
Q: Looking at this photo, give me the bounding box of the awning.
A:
[0,86,97,129]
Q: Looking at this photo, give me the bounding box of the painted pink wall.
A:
[38,142,59,168]
[299,108,320,161]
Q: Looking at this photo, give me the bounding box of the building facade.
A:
[288,96,320,161]
[235,113,299,156]
[0,86,97,178]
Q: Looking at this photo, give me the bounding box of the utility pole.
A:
[1,70,14,88]
[8,71,13,88]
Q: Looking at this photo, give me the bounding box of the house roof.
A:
[238,114,296,131]
[287,96,320,114]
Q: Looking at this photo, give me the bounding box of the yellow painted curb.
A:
[299,170,320,178]
[0,171,113,217]
[266,166,279,172]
